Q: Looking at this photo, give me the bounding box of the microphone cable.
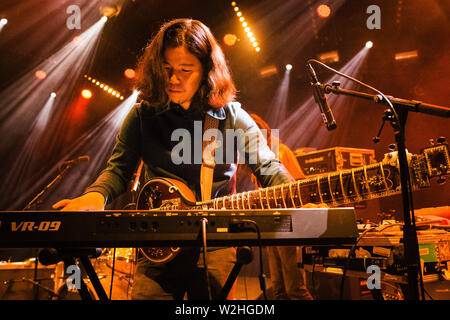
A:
[232,219,267,300]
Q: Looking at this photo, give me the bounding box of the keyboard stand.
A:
[219,246,253,300]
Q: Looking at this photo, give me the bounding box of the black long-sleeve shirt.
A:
[85,100,293,203]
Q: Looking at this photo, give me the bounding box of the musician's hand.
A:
[52,192,105,211]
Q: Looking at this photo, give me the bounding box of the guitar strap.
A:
[200,113,220,202]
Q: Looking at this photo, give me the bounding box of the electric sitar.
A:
[135,142,449,264]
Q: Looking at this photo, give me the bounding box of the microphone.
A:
[62,155,90,166]
[306,63,337,130]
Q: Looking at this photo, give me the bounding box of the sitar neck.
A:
[203,153,423,210]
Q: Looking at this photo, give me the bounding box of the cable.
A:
[235,219,267,300]
[339,226,377,300]
[201,218,212,300]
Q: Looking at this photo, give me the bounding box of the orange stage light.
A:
[317,5,331,18]
[81,89,92,99]
[124,68,136,79]
[223,34,237,46]
[35,70,47,80]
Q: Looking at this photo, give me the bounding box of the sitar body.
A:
[136,178,200,263]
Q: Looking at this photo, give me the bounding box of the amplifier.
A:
[295,147,376,176]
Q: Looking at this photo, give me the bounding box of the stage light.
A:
[35,70,47,80]
[317,50,340,63]
[365,41,373,48]
[223,34,237,46]
[395,50,418,61]
[230,2,261,53]
[0,15,111,209]
[124,68,136,79]
[100,16,108,23]
[100,0,125,19]
[317,5,331,18]
[84,74,124,100]
[0,18,7,25]
[50,92,56,97]
[263,61,293,128]
[81,89,92,99]
[259,65,277,78]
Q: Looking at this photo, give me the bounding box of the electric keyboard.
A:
[0,208,358,247]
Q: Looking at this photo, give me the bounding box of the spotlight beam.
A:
[0,95,57,204]
[0,16,108,146]
[5,91,139,210]
[280,46,371,149]
[265,67,291,129]
[249,0,346,60]
[0,17,109,208]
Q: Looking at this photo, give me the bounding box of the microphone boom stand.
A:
[23,162,74,211]
[323,82,450,300]
[22,161,80,299]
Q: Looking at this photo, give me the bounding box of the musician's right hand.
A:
[52,192,105,211]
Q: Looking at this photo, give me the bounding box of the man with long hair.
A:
[53,19,294,300]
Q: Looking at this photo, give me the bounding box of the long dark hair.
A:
[135,18,236,109]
